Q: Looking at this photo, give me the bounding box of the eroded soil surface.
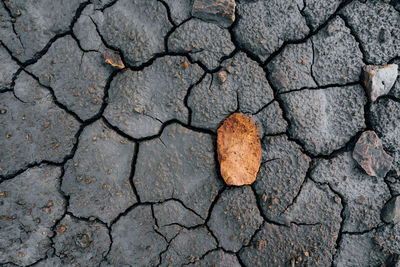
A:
[0,0,400,266]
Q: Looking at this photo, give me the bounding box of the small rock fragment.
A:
[363,64,398,101]
[353,130,393,177]
[103,50,125,69]
[381,196,400,223]
[192,0,236,28]
[217,113,262,186]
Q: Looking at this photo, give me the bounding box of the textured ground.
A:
[0,0,400,266]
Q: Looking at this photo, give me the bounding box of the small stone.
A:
[218,71,227,83]
[75,233,91,248]
[363,64,398,102]
[217,113,262,185]
[353,130,393,177]
[103,50,125,69]
[381,196,400,223]
[192,0,236,28]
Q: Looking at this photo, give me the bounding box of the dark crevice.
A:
[109,197,205,228]
[278,81,361,95]
[251,99,275,115]
[184,72,208,125]
[150,204,169,244]
[181,248,221,266]
[279,177,309,216]
[48,165,70,262]
[70,31,99,54]
[1,0,24,50]
[342,224,386,236]
[236,220,265,262]
[102,116,216,145]
[158,0,177,28]
[98,0,120,12]
[127,141,141,203]
[309,38,320,87]
[249,185,290,228]
[309,176,346,267]
[262,0,355,67]
[22,70,84,124]
[203,186,227,223]
[0,120,85,183]
[20,1,91,67]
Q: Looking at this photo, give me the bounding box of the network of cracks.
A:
[0,0,400,266]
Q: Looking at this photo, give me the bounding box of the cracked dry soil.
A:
[0,0,400,266]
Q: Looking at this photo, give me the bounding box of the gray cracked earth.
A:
[0,0,400,266]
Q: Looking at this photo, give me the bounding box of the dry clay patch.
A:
[0,0,399,266]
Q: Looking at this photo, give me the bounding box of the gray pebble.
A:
[363,64,398,102]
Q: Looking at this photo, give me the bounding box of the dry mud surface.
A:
[0,0,400,266]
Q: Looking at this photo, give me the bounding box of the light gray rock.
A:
[104,56,203,139]
[352,130,393,178]
[0,166,65,266]
[280,85,366,155]
[168,19,235,70]
[233,0,309,62]
[133,123,223,219]
[363,64,398,101]
[62,119,137,224]
[106,205,167,266]
[207,186,263,252]
[192,0,236,28]
[0,71,80,177]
